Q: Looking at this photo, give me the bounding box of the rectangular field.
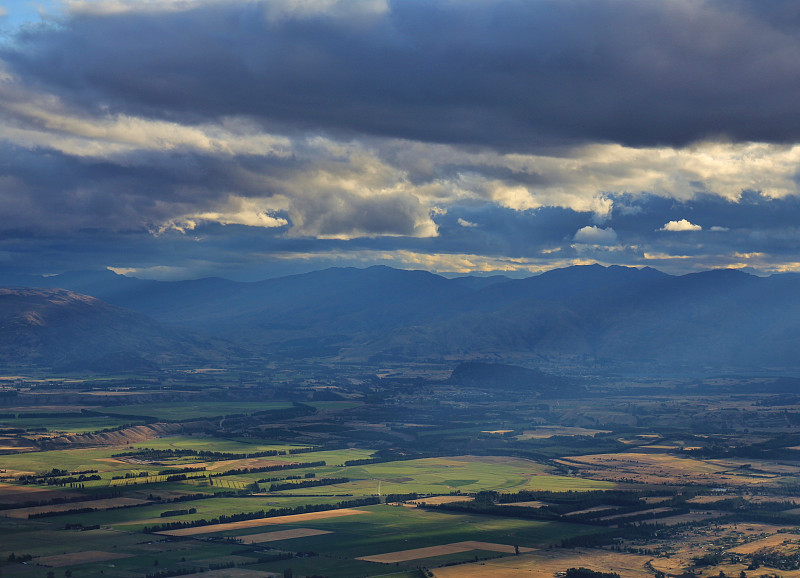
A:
[3,497,150,518]
[158,508,370,536]
[358,541,535,563]
[238,528,332,543]
[430,548,656,578]
[36,550,133,567]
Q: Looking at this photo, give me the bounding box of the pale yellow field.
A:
[498,500,551,508]
[564,505,615,516]
[555,453,790,486]
[205,458,286,471]
[729,532,800,555]
[431,547,654,577]
[157,508,369,536]
[633,511,719,526]
[358,541,535,563]
[599,506,673,522]
[517,426,610,439]
[404,495,474,506]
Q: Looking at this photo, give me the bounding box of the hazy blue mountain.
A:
[5,264,800,372]
[0,288,231,370]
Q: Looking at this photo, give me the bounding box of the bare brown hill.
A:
[37,421,212,450]
[0,287,231,370]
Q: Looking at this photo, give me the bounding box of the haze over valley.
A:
[3,0,800,576]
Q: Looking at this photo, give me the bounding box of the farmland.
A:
[2,367,800,577]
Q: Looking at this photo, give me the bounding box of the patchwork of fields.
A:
[3,382,800,578]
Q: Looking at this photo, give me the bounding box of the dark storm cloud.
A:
[0,143,234,232]
[5,0,800,149]
[428,205,587,257]
[610,192,800,239]
[602,192,800,264]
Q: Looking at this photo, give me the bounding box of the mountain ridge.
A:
[2,264,798,372]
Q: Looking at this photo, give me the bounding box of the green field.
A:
[226,504,603,561]
[127,435,312,453]
[0,414,147,433]
[0,502,603,578]
[267,455,614,495]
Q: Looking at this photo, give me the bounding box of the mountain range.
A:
[2,264,799,373]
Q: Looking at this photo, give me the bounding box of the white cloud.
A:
[167,197,289,232]
[5,64,800,248]
[270,249,601,275]
[710,226,729,232]
[573,225,618,245]
[660,219,702,232]
[457,218,478,228]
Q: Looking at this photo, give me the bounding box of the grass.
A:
[0,415,145,433]
[223,504,604,558]
[228,504,606,577]
[0,503,603,576]
[269,455,614,496]
[0,446,140,475]
[0,451,614,578]
[254,555,397,578]
[129,436,311,453]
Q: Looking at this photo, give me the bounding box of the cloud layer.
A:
[1,0,800,279]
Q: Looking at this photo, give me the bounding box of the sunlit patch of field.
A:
[648,555,693,575]
[103,496,346,529]
[129,436,311,454]
[564,505,615,517]
[687,494,733,504]
[632,511,720,526]
[157,508,370,536]
[357,540,535,563]
[403,495,474,506]
[232,504,606,567]
[556,452,797,486]
[707,458,800,475]
[0,446,157,478]
[729,531,800,554]
[688,493,798,505]
[271,455,614,497]
[598,507,673,522]
[430,547,655,577]
[516,426,611,439]
[237,527,332,543]
[642,496,671,504]
[205,458,286,471]
[498,500,552,508]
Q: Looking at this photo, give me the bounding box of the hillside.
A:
[0,288,229,370]
[5,265,800,372]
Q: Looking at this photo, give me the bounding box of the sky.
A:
[2,0,800,280]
